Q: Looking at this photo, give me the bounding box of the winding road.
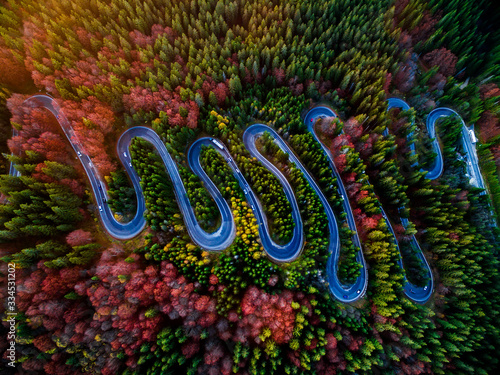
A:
[11,95,365,303]
[387,97,485,188]
[426,107,486,189]
[6,94,489,304]
[383,98,487,301]
[24,95,148,239]
[385,98,434,303]
[384,97,492,300]
[245,124,366,302]
[304,108,368,302]
[304,103,434,303]
[241,125,304,263]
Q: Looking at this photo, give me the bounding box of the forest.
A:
[0,0,500,374]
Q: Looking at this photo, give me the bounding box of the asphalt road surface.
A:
[24,95,148,239]
[304,108,368,302]
[9,94,488,304]
[242,125,304,262]
[305,101,434,303]
[385,98,434,303]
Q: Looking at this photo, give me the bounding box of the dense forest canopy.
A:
[1,0,500,374]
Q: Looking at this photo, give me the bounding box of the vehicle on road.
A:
[469,129,477,143]
[212,139,224,150]
[21,95,446,304]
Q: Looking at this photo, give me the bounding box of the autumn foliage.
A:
[59,97,117,177]
[66,229,93,247]
[6,94,85,196]
[477,110,500,142]
[1,0,499,373]
[422,48,458,77]
[239,286,295,344]
[124,85,199,128]
[0,48,31,89]
[479,83,500,100]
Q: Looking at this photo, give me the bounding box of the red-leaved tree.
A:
[422,48,458,76]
